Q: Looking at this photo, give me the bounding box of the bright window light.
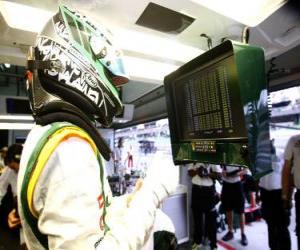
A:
[0,115,33,121]
[123,56,179,82]
[114,28,203,63]
[0,1,53,32]
[0,122,34,130]
[190,0,287,26]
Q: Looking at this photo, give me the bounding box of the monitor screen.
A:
[173,54,247,141]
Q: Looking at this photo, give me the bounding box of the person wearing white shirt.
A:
[220,164,249,246]
[188,163,221,250]
[1,144,24,249]
[0,144,22,215]
[260,140,291,250]
[114,138,127,175]
[0,166,17,230]
[0,168,17,206]
[282,134,300,249]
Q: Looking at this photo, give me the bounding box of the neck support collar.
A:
[35,110,111,161]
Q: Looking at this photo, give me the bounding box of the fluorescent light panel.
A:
[123,56,179,81]
[0,122,34,130]
[190,0,287,26]
[0,115,33,121]
[0,1,53,32]
[114,28,203,62]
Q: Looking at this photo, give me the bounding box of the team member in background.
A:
[189,162,221,250]
[0,144,22,214]
[221,164,249,246]
[114,137,125,175]
[126,145,134,169]
[0,144,24,248]
[260,139,291,250]
[282,134,300,249]
[18,5,176,250]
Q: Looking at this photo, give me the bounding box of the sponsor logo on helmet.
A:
[84,72,97,88]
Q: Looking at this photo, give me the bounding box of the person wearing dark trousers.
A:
[0,144,24,249]
[0,144,23,227]
[221,164,249,246]
[282,134,300,250]
[260,140,291,250]
[188,163,221,250]
[260,188,291,250]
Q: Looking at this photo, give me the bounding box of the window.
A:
[270,86,300,158]
[114,118,179,183]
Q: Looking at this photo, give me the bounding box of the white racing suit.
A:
[17,124,177,249]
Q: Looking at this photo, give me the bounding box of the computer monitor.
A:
[164,40,271,178]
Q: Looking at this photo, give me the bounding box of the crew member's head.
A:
[5,144,23,173]
[26,5,129,127]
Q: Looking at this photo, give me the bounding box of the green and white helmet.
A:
[27,5,129,126]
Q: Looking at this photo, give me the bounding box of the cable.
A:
[200,33,212,50]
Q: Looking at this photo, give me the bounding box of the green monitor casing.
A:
[164,40,271,178]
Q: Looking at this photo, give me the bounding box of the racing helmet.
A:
[26,5,129,126]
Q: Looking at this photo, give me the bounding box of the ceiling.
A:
[0,0,300,103]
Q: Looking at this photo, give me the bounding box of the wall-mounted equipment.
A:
[113,104,135,124]
[164,40,271,178]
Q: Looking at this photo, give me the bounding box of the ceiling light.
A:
[0,115,33,121]
[0,122,34,130]
[123,56,179,82]
[113,28,203,63]
[190,0,287,26]
[0,1,53,32]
